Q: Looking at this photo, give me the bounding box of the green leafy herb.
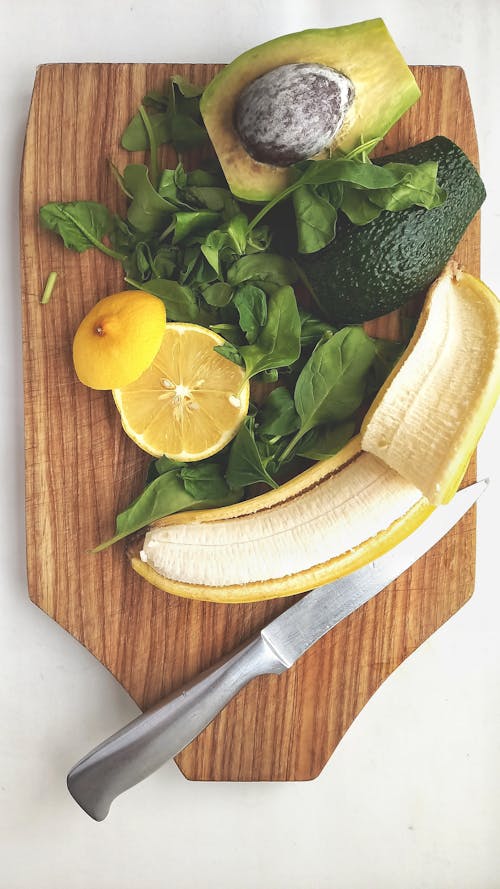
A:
[227,253,297,292]
[39,202,125,261]
[281,327,376,460]
[248,152,446,253]
[121,76,206,155]
[94,465,242,551]
[256,387,300,438]
[233,284,267,344]
[123,164,175,234]
[213,341,245,367]
[298,307,336,347]
[239,286,301,381]
[126,276,199,321]
[225,419,278,491]
[295,420,356,461]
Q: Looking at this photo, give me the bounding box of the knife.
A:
[67,479,487,820]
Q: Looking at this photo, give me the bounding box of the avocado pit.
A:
[234,63,354,167]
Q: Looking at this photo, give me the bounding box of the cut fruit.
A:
[73,290,166,390]
[113,323,250,460]
[131,436,432,602]
[201,19,420,202]
[130,265,500,603]
[361,263,500,503]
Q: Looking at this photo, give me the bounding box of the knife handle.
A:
[67,634,287,820]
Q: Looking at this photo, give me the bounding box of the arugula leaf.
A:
[39,201,125,261]
[94,465,241,551]
[239,285,301,381]
[225,419,278,491]
[256,387,300,437]
[295,420,356,461]
[233,284,267,344]
[126,276,199,322]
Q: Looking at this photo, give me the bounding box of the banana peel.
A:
[130,264,500,603]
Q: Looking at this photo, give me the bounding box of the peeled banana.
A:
[130,264,500,603]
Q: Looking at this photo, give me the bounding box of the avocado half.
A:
[200,18,420,202]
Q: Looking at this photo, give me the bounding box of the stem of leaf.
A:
[40,271,58,304]
[139,103,159,189]
[62,209,127,261]
[246,182,297,234]
[279,428,305,464]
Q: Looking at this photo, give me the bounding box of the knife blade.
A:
[67,480,487,821]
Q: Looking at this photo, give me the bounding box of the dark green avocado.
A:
[299,136,486,323]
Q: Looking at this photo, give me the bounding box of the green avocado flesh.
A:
[299,137,486,324]
[200,19,420,202]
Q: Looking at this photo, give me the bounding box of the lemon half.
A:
[73,290,166,390]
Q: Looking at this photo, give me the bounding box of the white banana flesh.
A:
[362,268,500,502]
[140,453,422,587]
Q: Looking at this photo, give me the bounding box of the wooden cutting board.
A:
[20,64,479,781]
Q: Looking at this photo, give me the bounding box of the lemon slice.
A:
[113,323,250,460]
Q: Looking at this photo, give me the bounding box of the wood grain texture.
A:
[20,64,479,781]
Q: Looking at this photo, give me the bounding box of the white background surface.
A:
[1,1,499,886]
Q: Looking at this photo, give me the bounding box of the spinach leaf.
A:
[202,282,234,307]
[123,164,175,234]
[184,186,240,219]
[292,184,339,253]
[179,463,231,500]
[294,326,376,429]
[248,152,446,253]
[213,341,245,367]
[126,276,199,321]
[210,323,245,346]
[121,76,206,153]
[225,419,278,491]
[366,337,405,396]
[298,307,336,348]
[280,327,376,461]
[94,465,241,551]
[256,387,300,437]
[121,110,170,152]
[295,420,356,461]
[39,201,125,261]
[368,161,445,211]
[233,284,267,344]
[227,253,297,291]
[339,186,384,225]
[169,210,221,244]
[239,285,301,381]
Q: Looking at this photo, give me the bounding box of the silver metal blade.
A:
[261,480,487,668]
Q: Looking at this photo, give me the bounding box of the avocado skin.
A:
[299,137,486,324]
